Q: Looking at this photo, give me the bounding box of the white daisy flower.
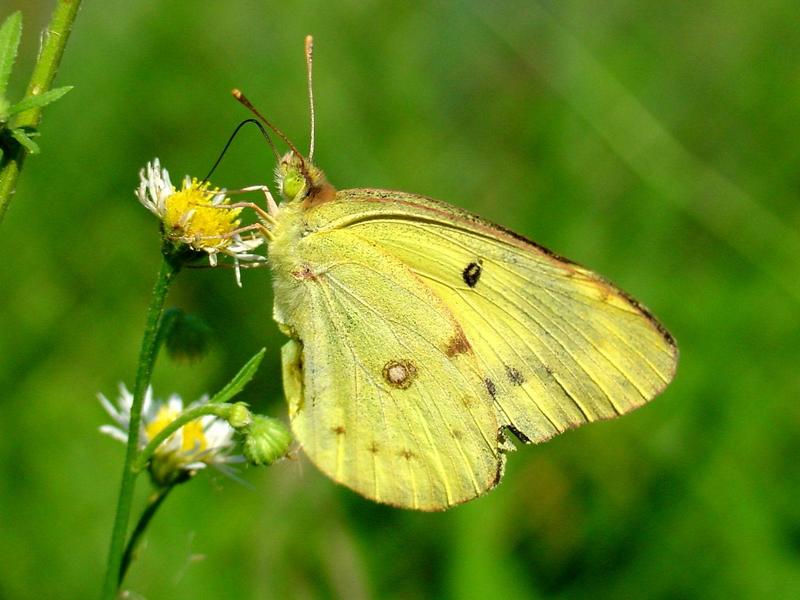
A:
[136,159,266,285]
[98,383,243,486]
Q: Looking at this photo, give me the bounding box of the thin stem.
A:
[102,256,179,599]
[118,485,174,585]
[151,307,181,360]
[0,0,82,222]
[132,402,235,473]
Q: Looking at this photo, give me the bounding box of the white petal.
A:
[99,425,128,443]
[204,420,235,447]
[184,461,207,471]
[166,394,184,413]
[142,386,155,418]
[97,392,123,423]
[116,382,134,413]
[234,259,242,287]
[211,462,252,488]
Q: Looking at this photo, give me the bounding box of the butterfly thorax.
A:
[269,201,308,334]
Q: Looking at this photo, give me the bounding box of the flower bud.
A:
[241,416,291,466]
[227,402,253,429]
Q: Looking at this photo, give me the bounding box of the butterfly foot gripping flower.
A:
[99,384,243,487]
[136,159,266,284]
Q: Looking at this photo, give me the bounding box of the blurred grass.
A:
[1,1,799,598]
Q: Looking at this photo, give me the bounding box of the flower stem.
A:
[118,485,174,585]
[132,402,237,473]
[0,0,82,223]
[102,256,179,599]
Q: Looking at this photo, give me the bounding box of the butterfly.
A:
[237,37,678,511]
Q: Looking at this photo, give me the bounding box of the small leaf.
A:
[10,127,39,154]
[209,348,267,404]
[6,86,73,117]
[0,11,22,99]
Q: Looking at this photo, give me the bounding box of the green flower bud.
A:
[241,416,291,466]
[227,402,253,429]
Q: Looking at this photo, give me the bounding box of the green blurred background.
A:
[2,1,799,598]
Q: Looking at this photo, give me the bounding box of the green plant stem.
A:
[118,485,174,585]
[151,307,181,358]
[132,402,236,473]
[0,0,81,222]
[102,257,179,599]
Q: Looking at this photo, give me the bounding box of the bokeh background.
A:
[2,1,799,598]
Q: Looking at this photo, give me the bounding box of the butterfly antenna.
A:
[305,34,316,161]
[203,118,280,182]
[231,89,307,164]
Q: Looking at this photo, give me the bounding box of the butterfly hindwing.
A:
[277,226,502,510]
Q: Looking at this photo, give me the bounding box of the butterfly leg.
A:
[204,185,279,241]
[223,185,280,220]
[220,222,268,238]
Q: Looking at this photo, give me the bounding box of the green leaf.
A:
[6,86,73,117]
[10,127,39,154]
[0,12,22,100]
[208,348,266,404]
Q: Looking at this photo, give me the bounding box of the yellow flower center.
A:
[163,179,242,250]
[146,405,208,458]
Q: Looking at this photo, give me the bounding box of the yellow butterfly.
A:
[239,37,678,511]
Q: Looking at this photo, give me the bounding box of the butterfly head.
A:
[276,150,335,206]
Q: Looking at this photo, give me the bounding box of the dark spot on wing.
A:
[383,359,417,389]
[484,378,497,400]
[368,441,379,454]
[452,429,464,440]
[445,330,472,357]
[332,425,345,435]
[400,449,415,460]
[507,425,532,444]
[462,261,482,287]
[505,366,524,385]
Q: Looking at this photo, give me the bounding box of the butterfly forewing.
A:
[307,189,678,444]
[273,188,677,510]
